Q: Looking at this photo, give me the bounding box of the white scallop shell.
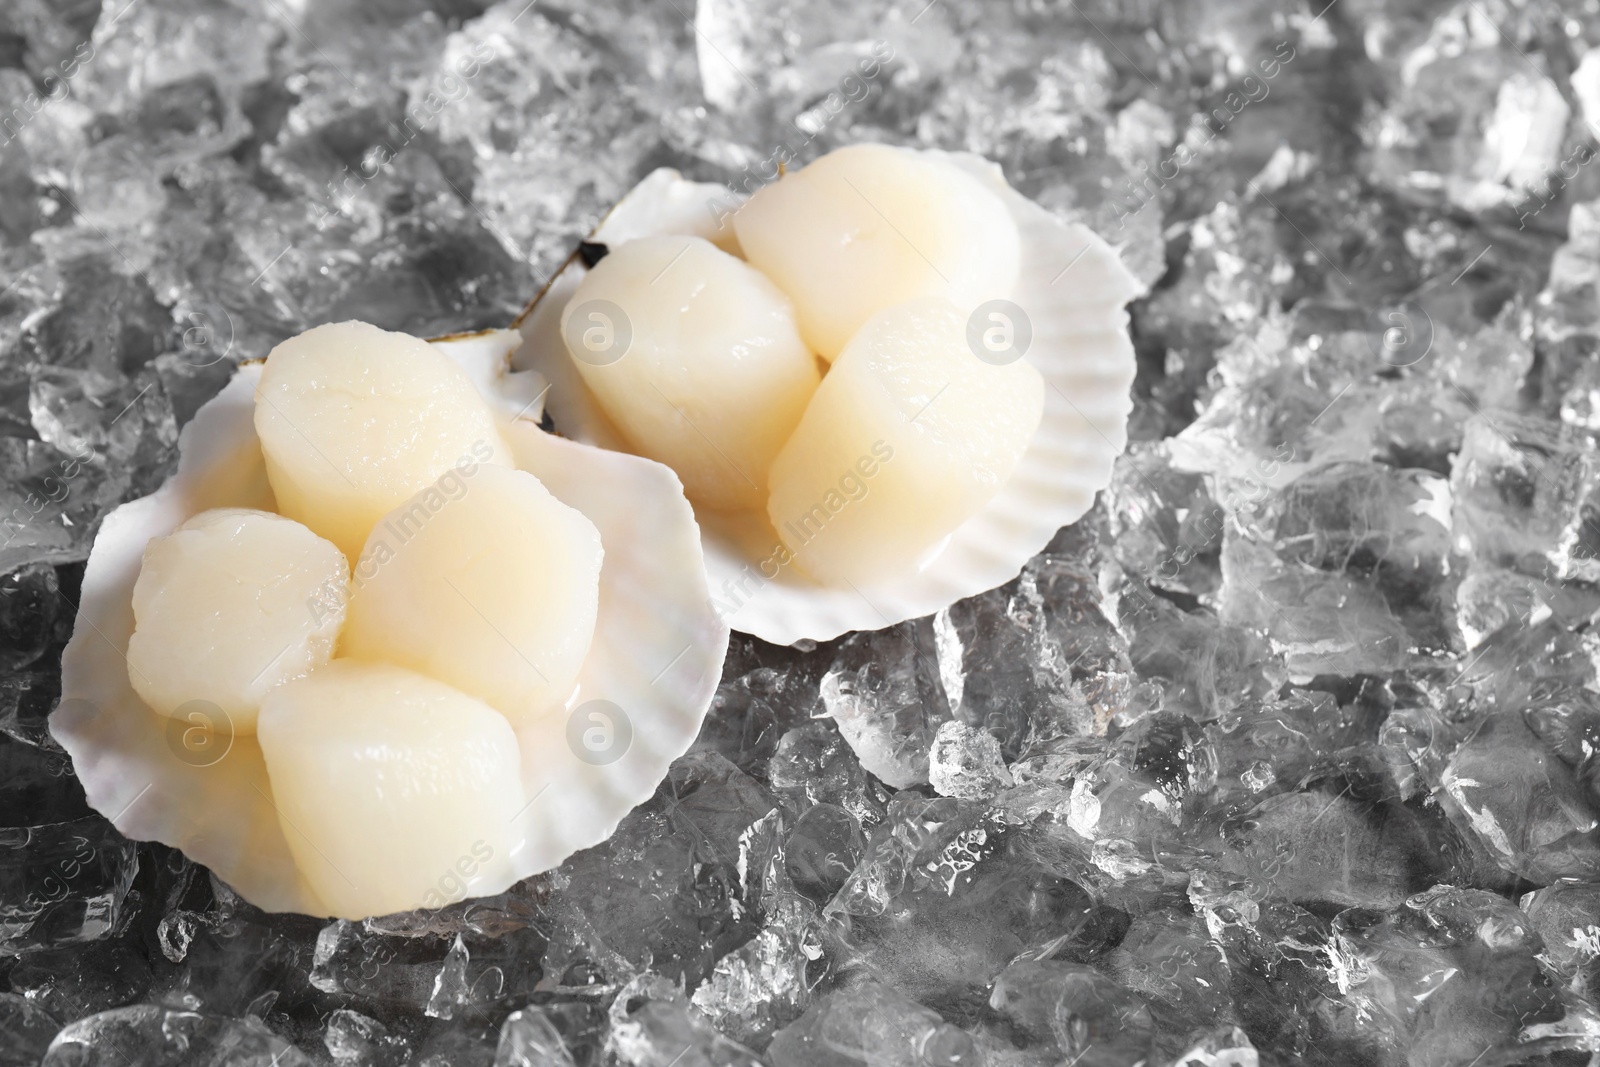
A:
[51,329,730,918]
[514,150,1144,646]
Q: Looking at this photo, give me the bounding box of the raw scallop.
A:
[733,143,1021,360]
[561,235,820,511]
[126,508,347,735]
[255,660,525,918]
[767,297,1044,586]
[254,320,512,559]
[341,463,603,727]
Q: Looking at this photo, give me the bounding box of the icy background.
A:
[4,0,1600,1062]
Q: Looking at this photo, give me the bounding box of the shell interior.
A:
[51,329,730,918]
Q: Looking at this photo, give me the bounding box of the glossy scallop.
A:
[766,297,1044,587]
[254,321,512,560]
[256,660,525,917]
[732,143,1021,360]
[125,508,347,735]
[560,235,820,510]
[342,464,603,728]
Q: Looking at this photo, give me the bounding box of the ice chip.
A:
[926,721,1012,800]
[819,620,951,789]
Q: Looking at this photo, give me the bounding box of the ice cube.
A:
[0,563,65,672]
[1219,535,1411,678]
[1198,691,1352,816]
[1438,714,1600,883]
[1328,885,1584,1065]
[325,1009,411,1067]
[1122,592,1286,720]
[41,1005,309,1066]
[1451,411,1600,584]
[540,755,775,989]
[818,621,951,789]
[935,567,1107,758]
[1239,460,1456,651]
[1218,790,1441,910]
[495,1006,576,1067]
[1187,873,1335,1062]
[696,638,826,777]
[767,722,885,830]
[690,905,820,1050]
[1368,15,1571,213]
[0,812,137,956]
[1521,881,1600,988]
[783,803,865,905]
[312,920,459,1009]
[0,992,60,1066]
[829,802,1099,1014]
[1171,1027,1259,1067]
[5,937,152,1030]
[1452,563,1600,649]
[1106,444,1227,600]
[1101,909,1236,1030]
[989,960,1155,1065]
[608,974,763,1067]
[766,983,977,1067]
[927,721,1012,800]
[826,794,985,920]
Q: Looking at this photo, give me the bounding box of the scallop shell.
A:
[51,329,730,918]
[514,150,1144,646]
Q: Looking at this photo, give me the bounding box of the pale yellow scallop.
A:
[732,143,1021,360]
[561,235,820,511]
[255,660,524,918]
[126,507,347,735]
[767,297,1044,587]
[253,320,512,560]
[341,464,602,727]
